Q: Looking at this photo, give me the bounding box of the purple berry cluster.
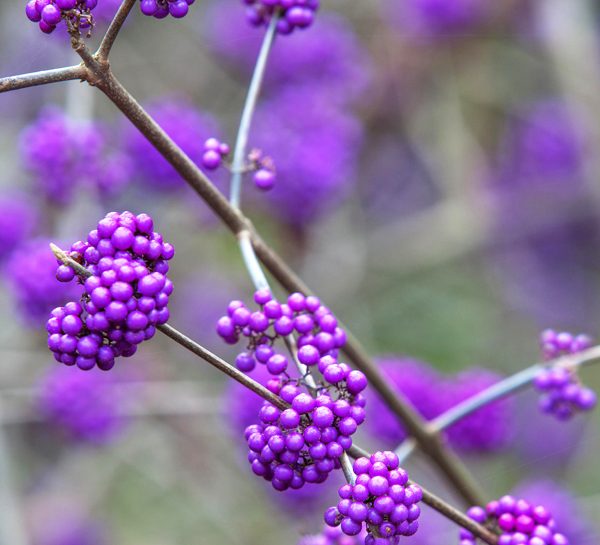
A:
[38,365,125,444]
[201,137,230,171]
[139,0,195,19]
[243,0,319,35]
[46,211,174,371]
[20,107,132,205]
[25,0,97,34]
[245,374,366,491]
[249,148,277,191]
[462,495,570,545]
[325,451,422,542]
[217,290,347,375]
[533,329,597,420]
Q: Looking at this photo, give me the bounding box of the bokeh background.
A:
[0,0,600,544]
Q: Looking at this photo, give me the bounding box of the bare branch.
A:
[97,0,137,60]
[0,65,86,94]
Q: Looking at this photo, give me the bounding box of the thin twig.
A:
[396,345,600,463]
[97,0,137,60]
[0,65,86,93]
[229,14,278,208]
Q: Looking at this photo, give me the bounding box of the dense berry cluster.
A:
[325,452,422,541]
[25,0,97,34]
[201,138,230,170]
[139,0,195,19]
[462,495,570,545]
[38,365,125,443]
[47,212,174,371]
[217,290,347,374]
[243,0,318,35]
[253,87,363,228]
[245,376,366,491]
[533,329,597,420]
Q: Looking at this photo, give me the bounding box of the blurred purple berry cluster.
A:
[47,211,174,370]
[366,358,512,453]
[38,365,125,443]
[534,330,596,420]
[325,451,422,541]
[464,495,569,545]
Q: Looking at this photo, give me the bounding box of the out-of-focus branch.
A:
[0,65,86,93]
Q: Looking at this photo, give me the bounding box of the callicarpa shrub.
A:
[1,1,599,544]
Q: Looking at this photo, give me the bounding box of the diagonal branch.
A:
[0,65,86,94]
[97,0,137,60]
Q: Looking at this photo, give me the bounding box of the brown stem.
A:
[96,0,137,60]
[0,65,86,93]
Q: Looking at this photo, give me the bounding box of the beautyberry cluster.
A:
[25,0,97,34]
[201,138,230,170]
[534,330,597,419]
[47,211,174,371]
[140,0,195,19]
[462,495,570,545]
[245,374,366,491]
[243,0,319,35]
[20,107,132,205]
[217,290,346,375]
[325,451,422,542]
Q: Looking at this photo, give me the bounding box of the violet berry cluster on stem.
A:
[218,290,368,490]
[201,138,230,171]
[217,290,347,375]
[243,0,319,35]
[139,0,196,19]
[25,0,98,34]
[534,329,597,419]
[47,211,174,371]
[462,495,570,545]
[325,451,422,542]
